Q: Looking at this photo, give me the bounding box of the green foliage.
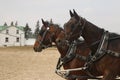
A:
[34,20,40,38]
[24,23,32,39]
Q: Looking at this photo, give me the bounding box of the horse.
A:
[33,20,53,52]
[56,31,105,78]
[33,19,96,80]
[63,9,120,80]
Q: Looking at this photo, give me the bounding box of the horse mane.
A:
[84,18,104,33]
[82,17,120,38]
[87,19,120,38]
[46,20,63,30]
[39,20,63,39]
[109,32,120,38]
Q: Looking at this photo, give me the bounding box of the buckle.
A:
[91,56,96,61]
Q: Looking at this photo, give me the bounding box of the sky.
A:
[0,0,120,33]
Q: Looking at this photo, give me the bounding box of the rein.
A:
[88,35,120,48]
[55,40,101,79]
[84,31,109,67]
[55,32,120,79]
[62,13,120,79]
[84,30,120,77]
[39,28,53,49]
[55,40,87,79]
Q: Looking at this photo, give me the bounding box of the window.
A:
[16,30,19,34]
[16,37,19,42]
[5,37,9,42]
[6,29,9,34]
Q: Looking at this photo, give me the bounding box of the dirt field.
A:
[0,46,64,80]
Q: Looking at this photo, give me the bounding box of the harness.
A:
[56,30,120,79]
[84,30,109,68]
[55,40,101,79]
[62,16,120,79]
[85,30,120,68]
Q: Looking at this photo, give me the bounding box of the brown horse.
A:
[56,31,105,78]
[33,19,97,80]
[63,10,120,80]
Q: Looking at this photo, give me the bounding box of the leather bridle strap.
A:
[68,18,86,39]
[39,29,53,48]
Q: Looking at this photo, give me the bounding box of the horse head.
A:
[33,19,63,52]
[33,19,53,52]
[64,9,86,42]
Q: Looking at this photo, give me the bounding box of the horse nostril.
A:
[33,47,35,50]
[42,46,45,49]
[33,47,37,52]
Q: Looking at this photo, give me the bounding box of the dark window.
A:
[16,30,19,34]
[5,37,9,42]
[6,30,9,34]
[16,37,19,42]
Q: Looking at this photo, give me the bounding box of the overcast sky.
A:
[0,0,120,33]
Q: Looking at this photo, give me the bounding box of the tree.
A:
[11,21,14,26]
[34,20,40,38]
[15,21,18,27]
[4,22,7,26]
[50,19,53,24]
[24,23,31,39]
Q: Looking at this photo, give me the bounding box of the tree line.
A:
[24,20,40,39]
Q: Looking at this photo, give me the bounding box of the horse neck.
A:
[56,44,68,58]
[77,42,90,56]
[82,21,104,52]
[52,28,68,57]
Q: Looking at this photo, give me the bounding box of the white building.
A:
[0,25,25,46]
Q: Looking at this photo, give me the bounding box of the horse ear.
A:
[41,18,48,28]
[69,10,74,17]
[41,18,45,25]
[73,9,79,20]
[50,19,53,24]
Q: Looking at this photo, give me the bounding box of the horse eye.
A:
[71,24,75,29]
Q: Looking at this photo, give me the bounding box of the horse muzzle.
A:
[33,46,43,52]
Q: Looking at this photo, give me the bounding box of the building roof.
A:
[16,26,24,31]
[0,25,24,31]
[0,26,8,31]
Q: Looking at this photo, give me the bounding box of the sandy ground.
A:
[0,46,64,80]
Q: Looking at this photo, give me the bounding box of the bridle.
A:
[38,27,53,49]
[65,17,86,41]
[38,25,62,49]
